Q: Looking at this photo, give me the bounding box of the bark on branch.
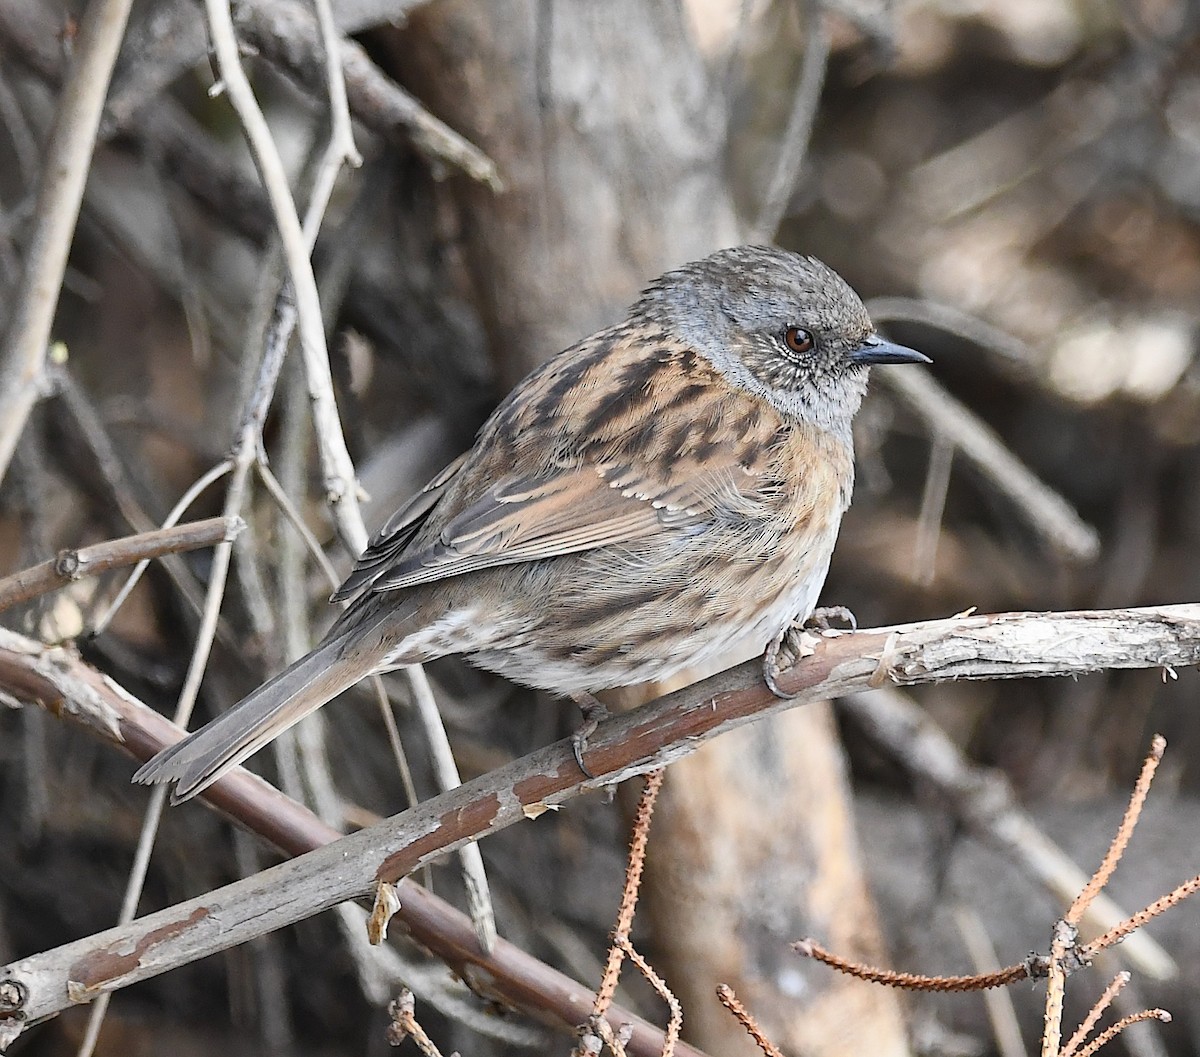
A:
[0,603,1196,1048]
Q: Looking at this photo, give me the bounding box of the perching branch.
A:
[0,603,1196,1048]
[0,625,709,1057]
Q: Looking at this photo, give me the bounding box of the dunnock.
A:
[135,245,928,802]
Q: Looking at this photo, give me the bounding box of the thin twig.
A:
[751,0,829,241]
[794,938,1028,991]
[1071,1011,1172,1057]
[593,770,666,1020]
[0,517,243,612]
[953,907,1027,1057]
[254,459,340,587]
[913,433,954,583]
[1067,736,1165,925]
[1081,874,1200,958]
[1062,972,1129,1057]
[409,664,498,953]
[0,0,135,485]
[619,938,680,1057]
[235,0,501,189]
[716,984,784,1057]
[838,687,1175,979]
[1042,919,1076,1057]
[875,364,1101,562]
[204,0,367,555]
[868,296,1039,377]
[89,459,234,636]
[386,989,448,1055]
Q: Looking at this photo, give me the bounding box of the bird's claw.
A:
[805,605,857,632]
[762,605,858,699]
[571,693,610,779]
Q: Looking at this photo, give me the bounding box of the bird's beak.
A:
[850,336,931,366]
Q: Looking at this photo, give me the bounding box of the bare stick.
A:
[234,0,501,189]
[1062,972,1129,1057]
[409,665,498,954]
[619,939,680,1057]
[0,0,135,485]
[305,0,363,242]
[0,517,243,612]
[868,296,1039,376]
[1067,736,1164,926]
[1081,874,1200,959]
[593,771,665,1021]
[204,0,366,555]
[793,937,1026,992]
[913,433,954,583]
[953,907,1027,1057]
[1042,918,1075,1057]
[715,985,784,1057]
[875,365,1101,562]
[385,989,447,1055]
[3,604,1199,1041]
[89,459,234,636]
[1071,1011,1172,1057]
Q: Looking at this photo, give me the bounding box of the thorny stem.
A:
[1067,735,1165,925]
[593,770,666,1020]
[715,984,784,1057]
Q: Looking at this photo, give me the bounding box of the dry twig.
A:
[386,989,450,1055]
[0,517,243,612]
[715,984,784,1057]
[0,0,135,484]
[838,687,1174,978]
[577,770,672,1056]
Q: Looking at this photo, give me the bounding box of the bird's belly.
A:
[463,530,838,696]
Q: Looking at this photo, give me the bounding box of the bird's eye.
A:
[783,327,814,354]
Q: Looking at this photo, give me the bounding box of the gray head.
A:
[635,245,928,434]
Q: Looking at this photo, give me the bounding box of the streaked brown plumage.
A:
[135,246,928,802]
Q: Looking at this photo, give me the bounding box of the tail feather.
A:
[133,631,384,804]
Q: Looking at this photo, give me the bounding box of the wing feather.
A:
[333,332,786,600]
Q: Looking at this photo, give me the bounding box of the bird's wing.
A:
[334,328,791,598]
[330,452,468,601]
[341,443,777,596]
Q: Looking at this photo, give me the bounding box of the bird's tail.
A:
[133,627,388,804]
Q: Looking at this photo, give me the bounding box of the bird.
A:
[134,245,929,803]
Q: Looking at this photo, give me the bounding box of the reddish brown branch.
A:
[793,939,1029,992]
[0,629,707,1057]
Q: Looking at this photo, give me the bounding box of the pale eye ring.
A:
[784,326,814,355]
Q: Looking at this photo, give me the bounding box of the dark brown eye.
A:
[784,326,814,354]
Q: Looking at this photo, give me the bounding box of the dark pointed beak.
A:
[850,336,931,366]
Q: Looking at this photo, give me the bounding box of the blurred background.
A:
[1,0,1199,1054]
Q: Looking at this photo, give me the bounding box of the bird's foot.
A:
[762,606,857,699]
[570,692,610,779]
[805,605,857,633]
